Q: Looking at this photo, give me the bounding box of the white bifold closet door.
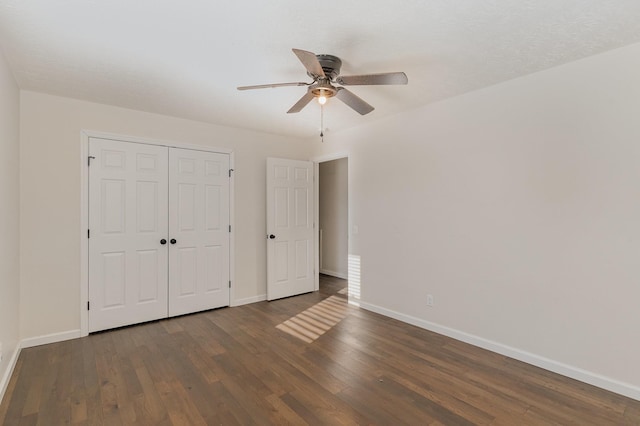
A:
[88,138,230,332]
[168,148,230,317]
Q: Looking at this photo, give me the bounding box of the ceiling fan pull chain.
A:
[320,104,324,142]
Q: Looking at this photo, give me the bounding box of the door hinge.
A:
[87,301,90,310]
[229,225,231,233]
[229,280,231,288]
[88,156,95,166]
[228,169,234,177]
[88,229,90,238]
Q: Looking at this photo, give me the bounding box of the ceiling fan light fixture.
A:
[311,84,336,107]
[317,89,328,105]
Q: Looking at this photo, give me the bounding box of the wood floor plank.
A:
[264,393,310,425]
[1,275,639,425]
[36,342,73,424]
[19,349,47,417]
[0,353,24,424]
[624,403,640,425]
[69,339,88,424]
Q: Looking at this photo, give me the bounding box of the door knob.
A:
[170,239,177,244]
[160,239,167,245]
[269,234,276,239]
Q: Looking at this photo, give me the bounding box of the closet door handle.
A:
[160,239,167,245]
[170,239,177,244]
[269,234,276,239]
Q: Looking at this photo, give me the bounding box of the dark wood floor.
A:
[1,275,639,425]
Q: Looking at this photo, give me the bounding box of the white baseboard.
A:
[20,329,81,349]
[319,269,348,279]
[358,301,640,402]
[0,342,21,404]
[232,294,267,307]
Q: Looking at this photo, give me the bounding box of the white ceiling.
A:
[1,1,640,138]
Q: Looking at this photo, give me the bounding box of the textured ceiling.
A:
[1,1,640,138]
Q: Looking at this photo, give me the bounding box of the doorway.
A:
[317,157,348,294]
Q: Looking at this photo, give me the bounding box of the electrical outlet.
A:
[426,294,434,307]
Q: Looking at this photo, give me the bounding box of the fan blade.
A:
[287,91,315,114]
[237,82,308,90]
[335,87,374,115]
[337,72,408,86]
[292,48,325,78]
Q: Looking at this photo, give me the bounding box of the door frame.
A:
[80,130,235,337]
[311,152,349,292]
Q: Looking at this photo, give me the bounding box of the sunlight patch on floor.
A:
[348,254,361,306]
[276,295,349,343]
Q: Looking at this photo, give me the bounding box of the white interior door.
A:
[266,158,314,300]
[168,148,230,316]
[88,138,169,332]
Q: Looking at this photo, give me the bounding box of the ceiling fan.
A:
[237,48,408,115]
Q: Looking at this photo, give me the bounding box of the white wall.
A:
[319,158,348,278]
[0,48,20,399]
[312,41,640,397]
[19,91,311,340]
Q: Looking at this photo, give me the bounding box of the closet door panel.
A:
[88,138,169,332]
[168,148,230,316]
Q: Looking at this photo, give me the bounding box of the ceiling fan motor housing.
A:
[313,54,342,80]
[308,54,342,99]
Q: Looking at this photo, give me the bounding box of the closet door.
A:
[168,148,230,316]
[88,138,169,332]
